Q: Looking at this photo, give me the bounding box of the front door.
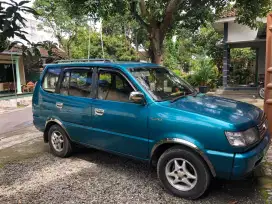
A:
[53,67,94,144]
[91,68,149,159]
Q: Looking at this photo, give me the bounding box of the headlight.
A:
[225,127,259,147]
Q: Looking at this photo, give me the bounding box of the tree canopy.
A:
[64,0,272,64]
[33,0,88,57]
[70,28,139,61]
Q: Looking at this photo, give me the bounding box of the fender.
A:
[151,138,216,177]
[44,118,72,141]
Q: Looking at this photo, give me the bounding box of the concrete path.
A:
[0,107,32,135]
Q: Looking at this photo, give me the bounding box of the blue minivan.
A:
[33,61,270,199]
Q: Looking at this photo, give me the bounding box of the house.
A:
[0,46,66,97]
[0,52,25,94]
[214,11,272,134]
[213,10,267,89]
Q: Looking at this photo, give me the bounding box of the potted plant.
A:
[192,56,218,93]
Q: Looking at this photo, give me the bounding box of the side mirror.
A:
[129,91,145,104]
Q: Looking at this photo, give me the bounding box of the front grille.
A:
[257,113,268,139]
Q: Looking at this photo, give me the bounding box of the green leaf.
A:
[18,1,30,6]
[6,6,17,18]
[14,32,30,43]
[9,0,18,6]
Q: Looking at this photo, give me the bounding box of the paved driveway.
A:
[0,124,265,203]
[0,107,32,135]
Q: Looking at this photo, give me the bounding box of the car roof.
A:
[44,61,161,70]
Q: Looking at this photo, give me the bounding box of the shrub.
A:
[188,56,219,89]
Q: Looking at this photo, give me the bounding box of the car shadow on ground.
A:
[72,147,262,203]
[0,144,263,204]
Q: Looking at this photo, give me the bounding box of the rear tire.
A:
[157,147,211,200]
[48,125,72,157]
[259,87,265,99]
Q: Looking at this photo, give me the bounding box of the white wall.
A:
[11,18,58,44]
[228,22,258,43]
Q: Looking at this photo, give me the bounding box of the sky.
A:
[4,0,35,20]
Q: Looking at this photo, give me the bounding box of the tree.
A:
[163,30,194,71]
[189,55,219,88]
[8,41,42,80]
[228,48,256,85]
[38,40,58,57]
[0,0,38,52]
[64,0,271,64]
[163,25,222,73]
[233,0,272,28]
[102,13,149,53]
[33,0,88,58]
[9,40,63,78]
[192,24,223,71]
[70,27,139,61]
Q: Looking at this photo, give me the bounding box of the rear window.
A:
[60,69,93,98]
[42,67,61,93]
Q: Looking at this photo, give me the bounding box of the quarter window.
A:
[98,70,134,102]
[42,68,61,93]
[60,69,93,98]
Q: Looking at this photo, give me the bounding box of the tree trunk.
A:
[66,42,71,59]
[149,27,164,64]
[149,47,162,64]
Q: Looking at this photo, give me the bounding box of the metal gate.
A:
[265,14,272,134]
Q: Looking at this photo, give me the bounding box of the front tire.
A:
[157,147,211,200]
[48,124,72,157]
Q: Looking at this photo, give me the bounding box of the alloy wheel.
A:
[165,158,198,191]
[51,130,64,152]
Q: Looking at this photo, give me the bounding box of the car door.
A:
[53,67,94,144]
[91,68,149,159]
[39,66,62,123]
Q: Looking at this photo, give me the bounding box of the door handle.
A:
[94,108,104,116]
[56,102,63,109]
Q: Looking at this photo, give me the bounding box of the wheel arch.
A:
[44,118,71,143]
[150,138,216,177]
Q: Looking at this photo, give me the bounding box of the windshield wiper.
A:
[171,94,187,103]
[171,90,198,103]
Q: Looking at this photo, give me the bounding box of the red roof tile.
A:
[220,8,236,18]
[6,45,67,59]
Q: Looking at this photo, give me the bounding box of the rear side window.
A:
[42,68,61,93]
[60,69,93,98]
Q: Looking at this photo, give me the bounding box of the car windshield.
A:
[129,67,195,101]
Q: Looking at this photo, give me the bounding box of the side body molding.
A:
[151,138,216,177]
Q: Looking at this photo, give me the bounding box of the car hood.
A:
[161,94,262,128]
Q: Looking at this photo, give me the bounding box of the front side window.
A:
[42,68,61,93]
[60,69,93,98]
[98,70,134,102]
[129,67,195,101]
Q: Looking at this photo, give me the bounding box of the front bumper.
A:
[205,130,271,179]
[231,131,271,179]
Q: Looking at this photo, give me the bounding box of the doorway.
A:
[0,64,17,95]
